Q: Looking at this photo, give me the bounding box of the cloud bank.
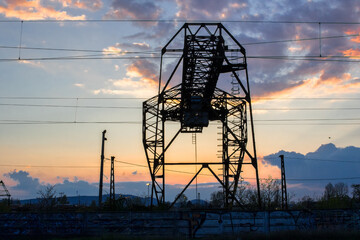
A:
[263,143,360,198]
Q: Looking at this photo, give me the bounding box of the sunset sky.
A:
[0,0,360,201]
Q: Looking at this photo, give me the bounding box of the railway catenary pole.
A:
[99,130,107,207]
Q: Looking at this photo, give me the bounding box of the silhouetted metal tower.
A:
[110,156,115,206]
[143,23,261,209]
[280,154,288,210]
[0,180,11,205]
[99,130,107,207]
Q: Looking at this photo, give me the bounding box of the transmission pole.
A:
[280,154,288,210]
[110,156,115,207]
[192,133,198,204]
[99,130,107,207]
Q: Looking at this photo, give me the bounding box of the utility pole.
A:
[99,130,107,207]
[192,133,198,204]
[280,154,288,210]
[110,156,115,207]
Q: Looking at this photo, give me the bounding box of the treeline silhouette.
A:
[1,179,360,212]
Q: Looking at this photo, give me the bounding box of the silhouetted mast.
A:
[99,130,107,207]
[110,156,115,207]
[280,154,288,210]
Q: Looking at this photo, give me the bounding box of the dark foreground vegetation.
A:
[6,230,360,240]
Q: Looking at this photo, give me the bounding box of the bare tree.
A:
[261,177,281,210]
[210,191,224,208]
[334,182,348,198]
[323,182,349,200]
[323,183,336,200]
[37,185,57,210]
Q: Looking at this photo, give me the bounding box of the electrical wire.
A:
[0,117,359,124]
[1,103,360,111]
[0,103,141,109]
[0,55,359,62]
[265,156,360,163]
[111,159,360,181]
[1,19,360,24]
[0,96,359,100]
[0,45,157,54]
[0,164,98,168]
[0,33,357,53]
[242,34,360,46]
[0,97,147,100]
[1,160,359,182]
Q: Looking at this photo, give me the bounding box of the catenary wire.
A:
[1,118,360,123]
[264,156,360,163]
[1,103,360,111]
[0,33,357,53]
[1,19,360,24]
[0,96,359,100]
[0,55,359,62]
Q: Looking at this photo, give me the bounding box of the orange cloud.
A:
[0,0,86,20]
[102,42,150,56]
[316,71,352,85]
[253,80,309,103]
[342,48,360,59]
[102,46,126,56]
[253,70,359,103]
[60,0,103,11]
[92,59,159,97]
[345,29,360,43]
[126,59,158,82]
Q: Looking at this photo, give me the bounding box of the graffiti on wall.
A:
[0,210,359,238]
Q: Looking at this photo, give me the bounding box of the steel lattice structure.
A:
[143,23,261,209]
[0,180,11,205]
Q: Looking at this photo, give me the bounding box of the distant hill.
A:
[20,194,141,206]
[20,194,207,207]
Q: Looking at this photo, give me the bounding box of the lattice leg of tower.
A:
[143,97,165,206]
[212,92,248,208]
[110,156,115,206]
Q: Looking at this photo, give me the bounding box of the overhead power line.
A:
[0,96,359,100]
[111,159,360,182]
[0,164,98,168]
[0,118,359,122]
[0,118,360,125]
[1,103,360,111]
[0,103,141,109]
[0,97,147,100]
[0,45,157,54]
[265,156,360,163]
[0,33,357,53]
[242,34,360,45]
[0,55,359,63]
[1,19,360,24]
[1,160,360,182]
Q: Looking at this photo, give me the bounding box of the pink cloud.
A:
[102,42,151,55]
[0,0,86,20]
[342,48,360,59]
[93,59,159,97]
[175,0,241,20]
[125,59,158,82]
[59,0,103,11]
[345,29,360,43]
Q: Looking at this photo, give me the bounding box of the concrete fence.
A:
[0,209,359,238]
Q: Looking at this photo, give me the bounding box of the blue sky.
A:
[0,0,359,201]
